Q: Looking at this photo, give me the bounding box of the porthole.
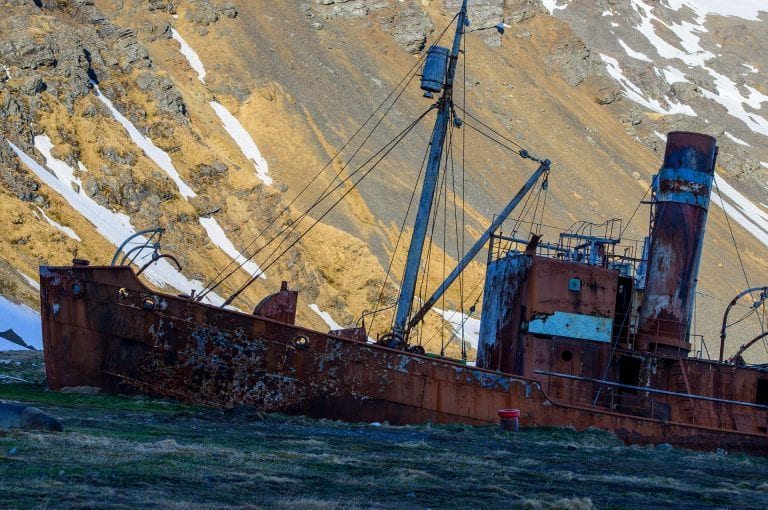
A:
[70,280,84,298]
[293,335,310,350]
[561,350,573,362]
[141,296,157,311]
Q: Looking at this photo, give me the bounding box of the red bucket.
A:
[498,409,520,432]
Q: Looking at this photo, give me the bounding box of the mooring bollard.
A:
[498,409,520,432]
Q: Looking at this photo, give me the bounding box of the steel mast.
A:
[391,0,469,345]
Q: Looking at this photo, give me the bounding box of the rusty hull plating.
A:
[39,132,768,455]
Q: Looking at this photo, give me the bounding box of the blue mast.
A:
[391,0,469,344]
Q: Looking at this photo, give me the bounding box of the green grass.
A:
[2,351,768,509]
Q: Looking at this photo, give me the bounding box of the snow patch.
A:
[711,174,768,249]
[665,1,767,22]
[93,84,197,199]
[724,132,750,147]
[2,64,10,80]
[761,162,768,169]
[699,70,768,137]
[600,54,696,116]
[661,66,687,84]
[540,0,568,14]
[432,307,480,349]
[36,206,81,241]
[8,138,223,304]
[209,101,272,185]
[0,295,42,351]
[602,10,612,17]
[653,130,667,141]
[198,217,265,280]
[743,63,759,73]
[17,271,40,291]
[171,28,206,83]
[618,39,651,62]
[309,304,343,331]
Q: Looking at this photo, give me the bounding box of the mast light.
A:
[420,46,450,94]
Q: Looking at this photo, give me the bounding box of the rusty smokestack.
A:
[636,132,718,355]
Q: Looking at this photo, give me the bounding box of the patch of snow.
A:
[198,217,265,280]
[17,271,40,291]
[602,10,612,17]
[432,307,480,349]
[600,54,696,116]
[610,22,619,28]
[0,295,42,351]
[661,65,687,84]
[653,130,667,141]
[8,138,223,305]
[36,206,81,241]
[2,64,10,80]
[540,0,568,14]
[209,101,272,185]
[761,162,768,169]
[743,63,758,73]
[618,39,651,62]
[699,69,768,137]
[724,132,750,147]
[629,0,714,68]
[309,303,343,331]
[171,28,206,83]
[665,0,768,22]
[93,84,197,199]
[711,174,768,249]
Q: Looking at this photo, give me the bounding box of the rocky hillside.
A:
[0,0,767,360]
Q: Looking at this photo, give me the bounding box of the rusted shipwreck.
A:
[41,1,768,455]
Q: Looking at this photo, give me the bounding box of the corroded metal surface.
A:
[637,132,718,354]
[252,280,298,325]
[41,265,768,456]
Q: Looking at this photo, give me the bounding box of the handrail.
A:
[533,369,768,411]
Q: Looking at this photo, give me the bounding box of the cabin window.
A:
[561,350,573,362]
[757,380,768,406]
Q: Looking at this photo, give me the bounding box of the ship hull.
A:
[41,265,768,455]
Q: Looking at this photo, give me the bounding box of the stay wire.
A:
[199,74,426,299]
[368,140,431,335]
[713,176,764,334]
[224,107,434,306]
[198,39,434,301]
[257,108,433,284]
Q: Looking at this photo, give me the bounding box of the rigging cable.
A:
[222,107,434,306]
[713,176,766,339]
[198,48,435,301]
[199,12,462,302]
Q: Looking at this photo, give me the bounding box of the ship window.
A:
[757,380,768,406]
[561,350,573,362]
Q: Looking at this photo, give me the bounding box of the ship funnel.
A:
[636,132,718,355]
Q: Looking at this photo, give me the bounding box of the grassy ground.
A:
[1,351,768,509]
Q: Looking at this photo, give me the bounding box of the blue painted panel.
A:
[656,166,714,209]
[527,311,612,342]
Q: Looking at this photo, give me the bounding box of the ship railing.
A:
[533,369,768,430]
[489,229,645,278]
[610,313,713,361]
